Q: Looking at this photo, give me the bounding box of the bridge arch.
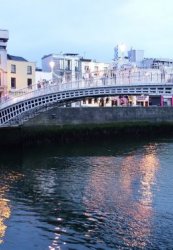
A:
[0,73,173,126]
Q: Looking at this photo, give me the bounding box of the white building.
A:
[35,68,52,87]
[142,58,173,69]
[42,53,81,83]
[0,29,9,97]
[80,58,110,77]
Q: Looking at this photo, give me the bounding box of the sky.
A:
[1,0,173,67]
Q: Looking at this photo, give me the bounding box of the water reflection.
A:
[0,197,10,244]
[0,169,23,244]
[82,144,160,248]
[0,139,173,249]
[121,149,159,248]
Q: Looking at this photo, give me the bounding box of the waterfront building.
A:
[7,54,36,92]
[42,53,81,83]
[80,58,110,77]
[142,58,173,70]
[35,68,52,87]
[128,48,144,67]
[113,44,173,73]
[41,53,110,107]
[0,29,9,97]
[73,58,110,107]
[81,95,150,108]
[42,53,110,83]
[81,96,120,107]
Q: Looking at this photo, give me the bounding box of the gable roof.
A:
[7,54,28,62]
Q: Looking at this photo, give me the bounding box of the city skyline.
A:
[1,0,173,66]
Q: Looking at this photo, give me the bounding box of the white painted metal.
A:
[0,71,173,126]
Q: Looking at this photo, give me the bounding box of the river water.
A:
[0,138,173,250]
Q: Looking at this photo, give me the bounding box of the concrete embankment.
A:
[1,107,173,147]
[24,106,173,126]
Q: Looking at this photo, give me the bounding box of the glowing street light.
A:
[49,61,55,83]
[118,43,126,68]
[49,61,55,71]
[119,43,126,53]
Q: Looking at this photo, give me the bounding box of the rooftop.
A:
[42,53,80,60]
[153,58,173,63]
[63,53,79,56]
[0,29,9,40]
[80,58,92,62]
[7,54,28,62]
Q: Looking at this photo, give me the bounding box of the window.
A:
[88,98,92,104]
[27,66,32,74]
[67,60,71,70]
[94,98,98,103]
[11,64,16,73]
[11,77,16,89]
[27,78,32,88]
[104,67,108,73]
[65,60,71,70]
[94,66,98,72]
[59,60,64,70]
[85,66,89,72]
[75,60,79,71]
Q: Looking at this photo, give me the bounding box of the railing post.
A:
[138,71,140,82]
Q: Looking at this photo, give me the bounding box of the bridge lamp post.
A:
[118,43,126,68]
[49,61,55,84]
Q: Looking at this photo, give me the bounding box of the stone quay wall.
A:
[24,107,173,126]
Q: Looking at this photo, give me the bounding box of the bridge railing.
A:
[0,71,173,109]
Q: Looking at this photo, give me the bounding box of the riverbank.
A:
[2,106,173,147]
[1,121,173,147]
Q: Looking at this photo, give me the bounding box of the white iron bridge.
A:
[0,71,173,126]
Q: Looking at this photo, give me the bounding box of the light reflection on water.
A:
[0,140,173,249]
[0,170,23,244]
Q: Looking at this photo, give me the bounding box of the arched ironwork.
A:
[0,71,173,126]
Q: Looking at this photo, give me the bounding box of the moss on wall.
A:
[1,121,173,148]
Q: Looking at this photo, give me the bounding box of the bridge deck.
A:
[0,73,173,126]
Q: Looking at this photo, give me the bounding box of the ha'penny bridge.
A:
[0,70,173,126]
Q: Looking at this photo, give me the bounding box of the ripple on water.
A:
[0,141,173,249]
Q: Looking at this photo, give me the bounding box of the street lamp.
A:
[118,43,126,69]
[119,43,126,54]
[49,61,55,83]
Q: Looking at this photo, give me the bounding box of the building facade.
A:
[42,53,81,83]
[35,68,52,87]
[7,54,36,92]
[0,29,9,97]
[128,49,144,67]
[142,58,173,69]
[80,58,109,78]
